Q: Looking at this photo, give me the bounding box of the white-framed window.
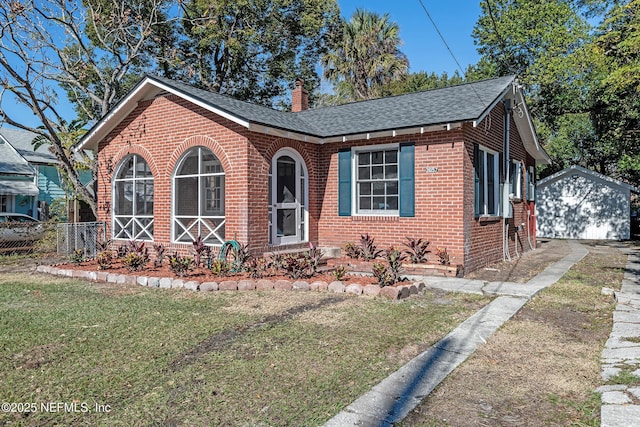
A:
[527,166,536,201]
[172,146,225,245]
[510,160,523,199]
[113,155,154,240]
[475,145,500,217]
[353,144,399,215]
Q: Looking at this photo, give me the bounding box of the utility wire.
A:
[416,0,487,105]
[485,0,516,75]
[417,0,467,78]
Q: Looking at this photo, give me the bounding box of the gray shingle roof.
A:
[148,74,515,138]
[0,137,34,176]
[297,76,514,137]
[149,76,322,136]
[0,128,58,165]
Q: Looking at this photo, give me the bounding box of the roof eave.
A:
[76,76,252,152]
[249,122,465,145]
[511,84,551,166]
[539,165,639,192]
[472,81,514,128]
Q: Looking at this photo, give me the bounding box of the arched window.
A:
[113,155,154,240]
[173,146,225,245]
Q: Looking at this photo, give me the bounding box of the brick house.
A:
[77,75,550,274]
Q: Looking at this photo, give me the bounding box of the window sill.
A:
[351,215,399,222]
[477,215,501,224]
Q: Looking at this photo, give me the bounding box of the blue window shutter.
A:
[338,149,351,216]
[474,143,480,217]
[399,143,415,217]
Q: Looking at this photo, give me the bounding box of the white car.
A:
[0,213,44,252]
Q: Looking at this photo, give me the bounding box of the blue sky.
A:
[338,0,482,75]
[6,1,484,130]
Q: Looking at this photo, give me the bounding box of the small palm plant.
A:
[403,237,430,264]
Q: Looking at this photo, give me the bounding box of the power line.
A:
[416,0,467,77]
[416,0,487,105]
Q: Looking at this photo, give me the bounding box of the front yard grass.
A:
[0,273,488,425]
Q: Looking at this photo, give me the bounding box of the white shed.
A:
[536,165,636,240]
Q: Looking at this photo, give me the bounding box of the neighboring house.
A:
[77,74,550,274]
[537,165,637,240]
[0,132,39,217]
[0,128,95,222]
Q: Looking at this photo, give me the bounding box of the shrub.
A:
[372,247,407,287]
[121,240,150,271]
[122,252,149,272]
[97,239,112,252]
[230,242,252,272]
[281,253,312,280]
[436,247,450,265]
[169,253,194,277]
[248,258,269,279]
[210,259,231,277]
[128,240,149,258]
[270,252,286,270]
[344,242,361,259]
[403,237,430,264]
[372,262,394,287]
[153,243,166,268]
[192,235,207,267]
[333,264,347,281]
[96,251,113,270]
[70,248,85,264]
[305,242,324,275]
[359,233,382,261]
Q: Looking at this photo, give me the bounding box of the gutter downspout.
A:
[503,99,512,262]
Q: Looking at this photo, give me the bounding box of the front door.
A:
[271,151,307,245]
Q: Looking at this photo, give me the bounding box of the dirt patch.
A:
[12,343,64,370]
[0,254,66,273]
[169,295,346,371]
[401,243,626,427]
[465,239,572,283]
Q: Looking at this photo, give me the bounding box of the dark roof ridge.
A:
[295,74,516,114]
[145,74,290,113]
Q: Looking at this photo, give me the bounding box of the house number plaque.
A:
[426,167,438,173]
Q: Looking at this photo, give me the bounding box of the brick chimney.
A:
[291,78,309,112]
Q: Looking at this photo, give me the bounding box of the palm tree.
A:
[322,9,409,102]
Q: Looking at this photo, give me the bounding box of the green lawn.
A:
[0,273,488,426]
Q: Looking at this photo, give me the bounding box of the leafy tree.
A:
[472,0,640,183]
[537,113,597,175]
[472,0,592,122]
[378,71,466,97]
[0,0,174,217]
[321,8,408,103]
[589,0,640,181]
[471,0,612,180]
[175,0,340,108]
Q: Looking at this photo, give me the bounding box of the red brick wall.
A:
[97,95,247,255]
[316,130,467,267]
[96,92,537,273]
[96,94,320,255]
[462,106,537,273]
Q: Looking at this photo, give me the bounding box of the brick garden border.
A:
[35,265,426,300]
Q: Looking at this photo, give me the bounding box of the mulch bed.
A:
[60,259,383,287]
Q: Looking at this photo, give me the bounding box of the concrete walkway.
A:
[324,241,589,427]
[599,246,640,427]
